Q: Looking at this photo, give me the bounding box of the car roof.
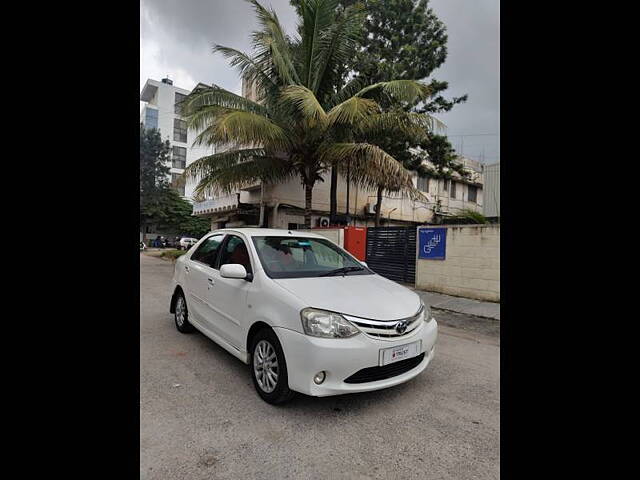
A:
[209,228,328,239]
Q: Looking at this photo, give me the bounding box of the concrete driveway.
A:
[140,254,500,479]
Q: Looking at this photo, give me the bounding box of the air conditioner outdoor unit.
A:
[365,203,376,215]
[318,216,331,227]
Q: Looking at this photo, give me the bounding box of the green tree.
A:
[291,0,467,114]
[290,0,466,220]
[348,0,466,113]
[140,124,171,233]
[405,134,469,179]
[142,188,211,238]
[140,124,170,197]
[181,0,441,228]
[140,123,210,237]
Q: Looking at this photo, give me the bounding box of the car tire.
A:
[174,291,195,333]
[250,328,295,405]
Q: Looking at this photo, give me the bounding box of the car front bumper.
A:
[273,318,438,397]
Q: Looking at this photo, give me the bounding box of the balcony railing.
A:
[193,194,239,215]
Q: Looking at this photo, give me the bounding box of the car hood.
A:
[273,274,421,321]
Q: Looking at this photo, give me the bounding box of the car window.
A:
[190,234,224,268]
[218,235,253,274]
[252,236,371,279]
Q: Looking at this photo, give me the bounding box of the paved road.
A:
[140,254,500,480]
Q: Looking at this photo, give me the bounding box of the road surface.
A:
[140,253,499,479]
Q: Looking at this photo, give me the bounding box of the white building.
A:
[191,158,483,230]
[140,78,214,200]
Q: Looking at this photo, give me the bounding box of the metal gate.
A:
[365,227,416,284]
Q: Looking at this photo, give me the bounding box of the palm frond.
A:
[181,84,267,117]
[356,80,433,105]
[247,0,300,86]
[319,142,425,200]
[192,111,291,150]
[280,85,328,127]
[312,2,365,97]
[328,76,365,108]
[357,112,444,139]
[180,85,270,135]
[299,0,339,89]
[326,96,380,127]
[186,148,295,200]
[184,105,233,136]
[213,45,279,101]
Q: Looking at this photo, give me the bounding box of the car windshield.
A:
[251,236,372,279]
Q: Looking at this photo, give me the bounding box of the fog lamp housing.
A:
[313,371,326,385]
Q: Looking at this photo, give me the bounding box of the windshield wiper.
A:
[320,266,365,277]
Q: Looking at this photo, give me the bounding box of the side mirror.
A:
[360,261,368,268]
[220,264,250,280]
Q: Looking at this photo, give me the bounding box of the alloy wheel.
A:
[253,340,279,393]
[175,296,185,327]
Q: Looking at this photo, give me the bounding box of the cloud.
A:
[140,0,298,92]
[429,0,500,162]
[140,0,499,162]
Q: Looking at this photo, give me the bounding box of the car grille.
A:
[345,307,424,340]
[344,353,426,384]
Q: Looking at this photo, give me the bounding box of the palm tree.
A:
[181,0,443,228]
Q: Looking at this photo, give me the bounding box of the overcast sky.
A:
[140,0,499,163]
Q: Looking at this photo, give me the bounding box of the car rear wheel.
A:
[250,328,295,404]
[174,292,195,333]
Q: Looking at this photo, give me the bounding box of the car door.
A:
[184,233,226,335]
[210,234,255,348]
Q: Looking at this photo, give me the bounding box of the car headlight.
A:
[300,308,360,338]
[421,301,434,323]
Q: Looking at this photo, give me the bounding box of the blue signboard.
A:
[418,227,447,260]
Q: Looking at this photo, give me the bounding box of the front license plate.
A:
[380,340,422,366]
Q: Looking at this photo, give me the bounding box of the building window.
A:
[417,176,429,192]
[172,146,186,169]
[145,108,158,130]
[171,173,185,196]
[450,181,457,199]
[173,118,187,143]
[175,92,186,114]
[442,179,448,192]
[468,185,478,203]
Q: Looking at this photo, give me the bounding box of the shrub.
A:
[442,208,488,224]
[160,249,187,260]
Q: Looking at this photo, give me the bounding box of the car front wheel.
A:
[250,328,295,405]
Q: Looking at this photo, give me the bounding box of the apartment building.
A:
[192,157,483,230]
[191,77,483,229]
[140,77,214,200]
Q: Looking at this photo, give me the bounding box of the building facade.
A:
[140,78,214,200]
[192,160,484,230]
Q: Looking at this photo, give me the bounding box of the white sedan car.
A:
[178,237,198,250]
[170,228,438,404]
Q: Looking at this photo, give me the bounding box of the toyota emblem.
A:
[395,320,408,334]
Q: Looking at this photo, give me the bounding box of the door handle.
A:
[207,278,215,287]
[185,265,190,273]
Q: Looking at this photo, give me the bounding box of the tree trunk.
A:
[374,186,383,227]
[329,166,338,222]
[304,182,314,228]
